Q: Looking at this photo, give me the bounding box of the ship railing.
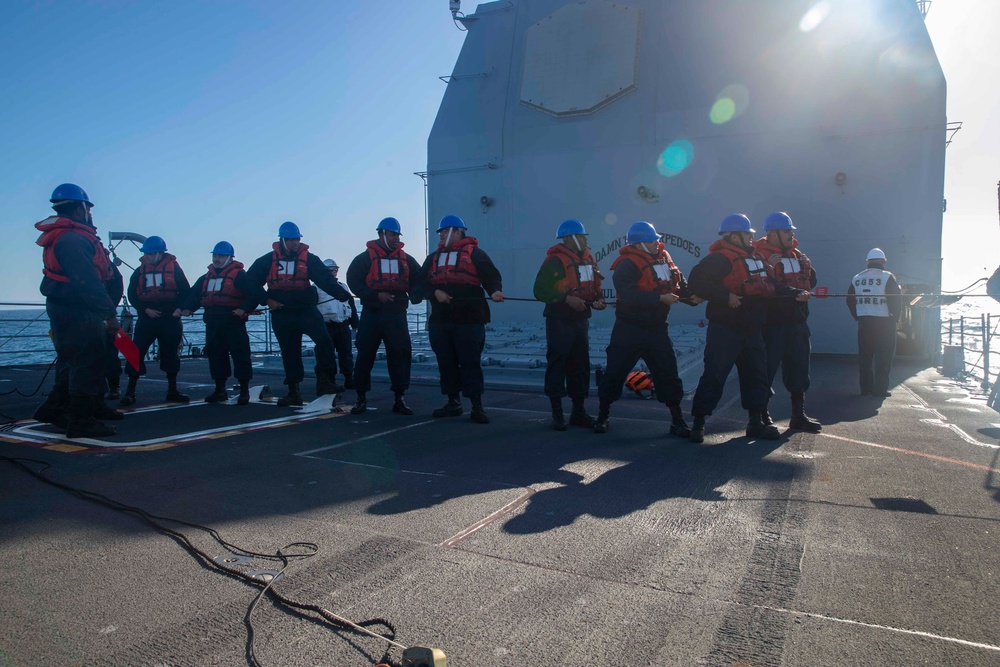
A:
[0,302,427,368]
[941,314,1000,390]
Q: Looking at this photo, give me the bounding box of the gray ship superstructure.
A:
[428,0,946,354]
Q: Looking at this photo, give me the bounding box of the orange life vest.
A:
[610,244,682,294]
[200,260,245,308]
[753,238,812,291]
[546,243,602,301]
[136,253,181,302]
[266,242,311,291]
[426,237,481,288]
[34,216,111,283]
[364,240,411,291]
[708,239,775,298]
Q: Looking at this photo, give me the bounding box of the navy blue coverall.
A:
[244,248,350,387]
[346,245,422,396]
[418,243,503,399]
[126,261,191,379]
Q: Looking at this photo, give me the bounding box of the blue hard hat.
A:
[763,211,796,231]
[278,221,302,239]
[376,217,402,234]
[626,221,660,244]
[212,241,235,256]
[437,214,467,231]
[718,214,755,234]
[50,183,93,207]
[140,235,167,253]
[555,219,587,238]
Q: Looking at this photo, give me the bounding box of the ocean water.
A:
[939,298,1000,382]
[0,305,429,368]
[4,300,1000,382]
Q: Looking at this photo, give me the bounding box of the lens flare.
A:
[710,98,736,124]
[657,140,694,178]
[711,84,749,125]
[799,1,831,32]
[604,212,618,225]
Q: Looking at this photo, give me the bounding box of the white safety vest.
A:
[851,268,891,317]
[316,282,353,323]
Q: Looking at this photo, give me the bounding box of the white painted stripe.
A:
[918,418,1000,450]
[295,420,434,456]
[903,384,999,450]
[820,432,1000,473]
[760,604,1000,653]
[15,404,335,448]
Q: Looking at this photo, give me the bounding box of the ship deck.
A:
[1,340,999,666]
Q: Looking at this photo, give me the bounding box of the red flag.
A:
[114,329,141,372]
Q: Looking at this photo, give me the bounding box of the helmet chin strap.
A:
[572,236,582,252]
[444,229,453,248]
[220,256,232,268]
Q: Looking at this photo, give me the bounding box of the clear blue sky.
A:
[2,0,997,303]
[1,1,466,303]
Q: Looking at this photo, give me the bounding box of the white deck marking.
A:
[295,420,435,456]
[759,604,1000,653]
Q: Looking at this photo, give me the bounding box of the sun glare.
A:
[799,1,831,32]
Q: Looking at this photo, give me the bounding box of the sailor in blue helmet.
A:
[178,241,256,405]
[316,258,358,393]
[753,212,821,431]
[120,234,192,406]
[33,184,123,438]
[244,221,351,406]
[687,214,810,443]
[345,216,423,415]
[593,221,701,435]
[418,214,505,423]
[846,248,901,398]
[533,219,606,430]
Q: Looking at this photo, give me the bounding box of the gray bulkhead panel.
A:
[427,0,945,354]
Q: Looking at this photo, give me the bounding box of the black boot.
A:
[689,415,706,443]
[392,393,414,416]
[760,404,775,427]
[569,398,595,428]
[317,372,343,396]
[350,391,367,414]
[550,397,567,431]
[432,394,463,418]
[470,396,490,424]
[746,409,781,440]
[668,404,691,437]
[593,400,611,434]
[105,379,120,401]
[204,379,229,403]
[788,392,822,432]
[165,374,190,403]
[237,381,250,405]
[92,396,125,421]
[33,391,69,430]
[119,376,138,406]
[277,383,303,407]
[65,396,117,439]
